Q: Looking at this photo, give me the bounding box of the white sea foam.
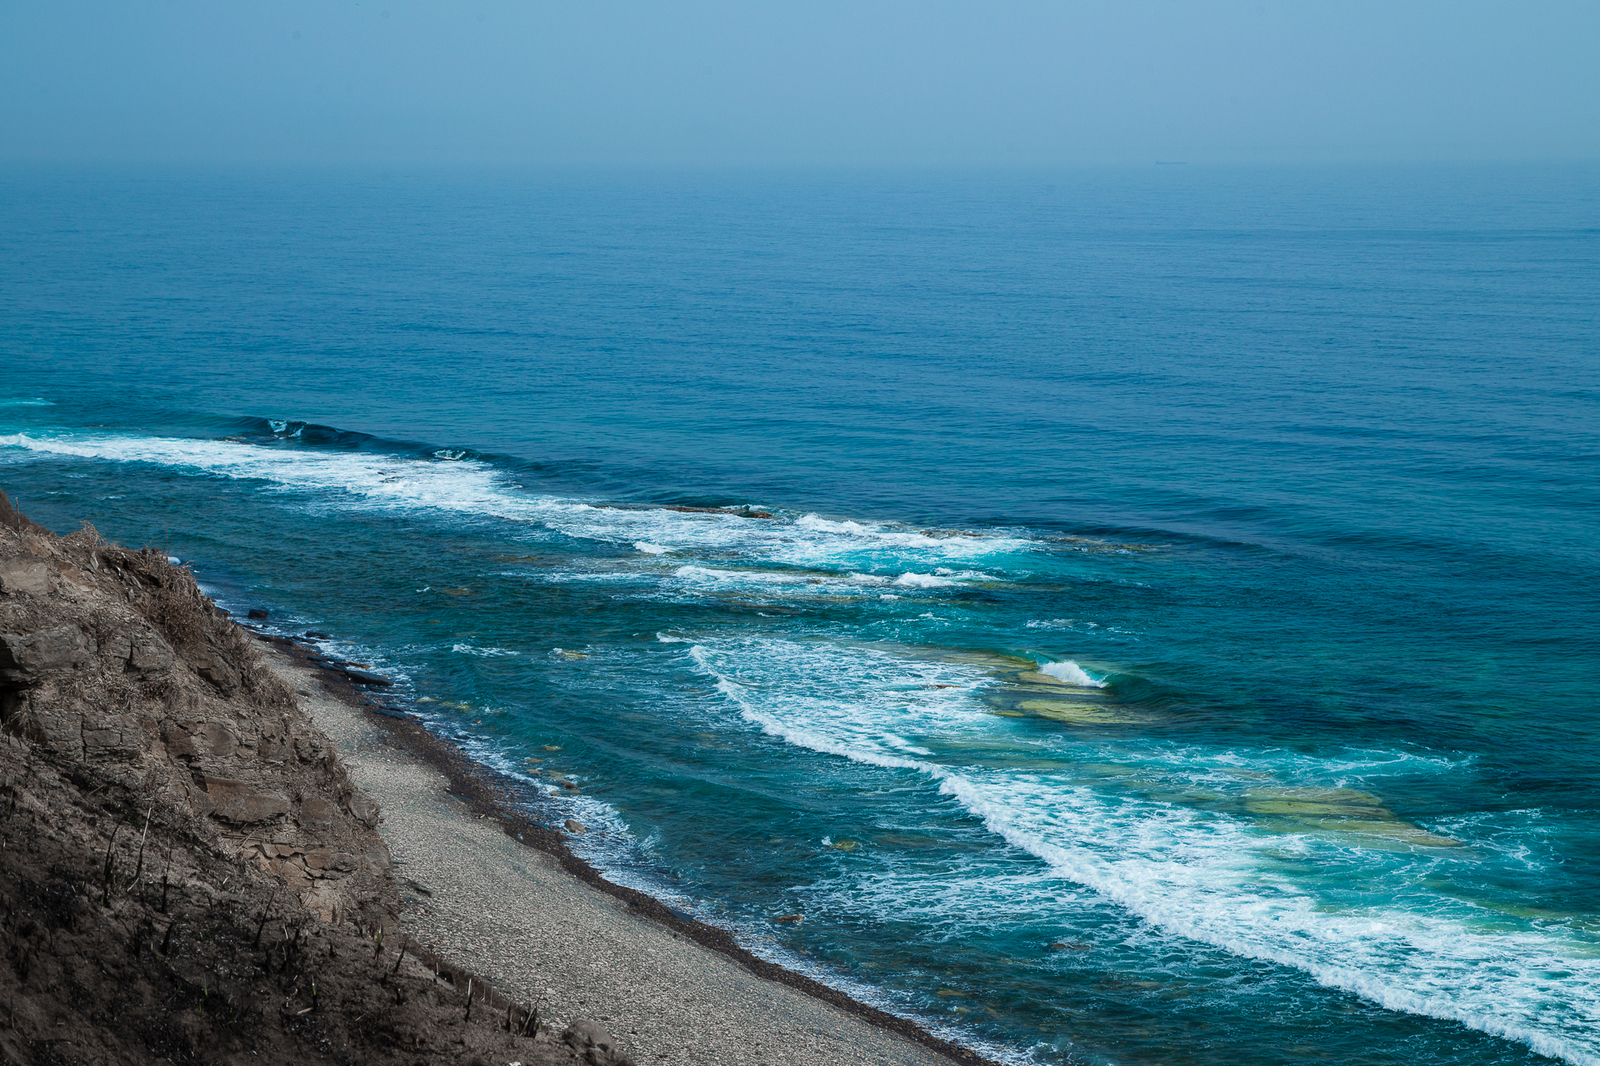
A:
[893,572,958,588]
[682,641,1029,782]
[450,643,519,657]
[682,634,1600,1066]
[1039,660,1107,688]
[532,569,637,584]
[0,430,1038,578]
[938,772,1600,1066]
[939,567,1003,581]
[670,565,811,587]
[0,431,528,518]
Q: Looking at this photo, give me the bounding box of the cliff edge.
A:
[0,490,627,1065]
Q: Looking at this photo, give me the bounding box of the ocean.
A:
[2,163,1597,1065]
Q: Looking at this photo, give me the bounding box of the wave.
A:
[938,771,1599,1066]
[683,635,1600,1066]
[892,571,957,588]
[1039,660,1107,688]
[450,643,520,658]
[0,429,1039,576]
[672,565,807,586]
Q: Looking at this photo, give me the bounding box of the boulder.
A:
[0,558,50,596]
[161,720,242,759]
[298,795,336,827]
[344,792,381,828]
[196,721,241,757]
[161,721,198,759]
[304,848,356,873]
[202,776,291,824]
[564,1020,631,1066]
[83,724,134,759]
[0,625,94,684]
[102,626,175,678]
[7,690,85,750]
[193,647,241,695]
[128,632,174,676]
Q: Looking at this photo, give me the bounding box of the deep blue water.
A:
[3,164,1598,1066]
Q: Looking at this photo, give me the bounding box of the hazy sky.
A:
[3,1,1597,167]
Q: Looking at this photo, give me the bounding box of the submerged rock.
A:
[1244,787,1459,846]
[1017,699,1134,724]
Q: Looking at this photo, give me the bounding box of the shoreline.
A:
[256,630,1004,1066]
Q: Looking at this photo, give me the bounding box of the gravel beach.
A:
[263,647,965,1066]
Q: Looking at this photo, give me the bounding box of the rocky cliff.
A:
[0,497,393,933]
[0,490,625,1065]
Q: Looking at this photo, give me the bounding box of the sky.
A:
[2,1,1597,168]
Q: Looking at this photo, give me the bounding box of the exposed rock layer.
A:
[0,515,390,929]
[0,491,627,1065]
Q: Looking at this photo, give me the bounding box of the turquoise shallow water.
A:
[3,164,1599,1065]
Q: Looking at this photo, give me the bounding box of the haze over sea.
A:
[2,164,1597,1065]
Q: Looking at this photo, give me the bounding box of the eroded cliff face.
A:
[0,508,393,930]
[0,492,619,1065]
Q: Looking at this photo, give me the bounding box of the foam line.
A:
[684,635,1600,1066]
[0,430,1039,573]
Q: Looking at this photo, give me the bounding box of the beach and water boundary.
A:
[257,627,1000,1066]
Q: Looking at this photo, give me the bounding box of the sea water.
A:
[2,164,1597,1065]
